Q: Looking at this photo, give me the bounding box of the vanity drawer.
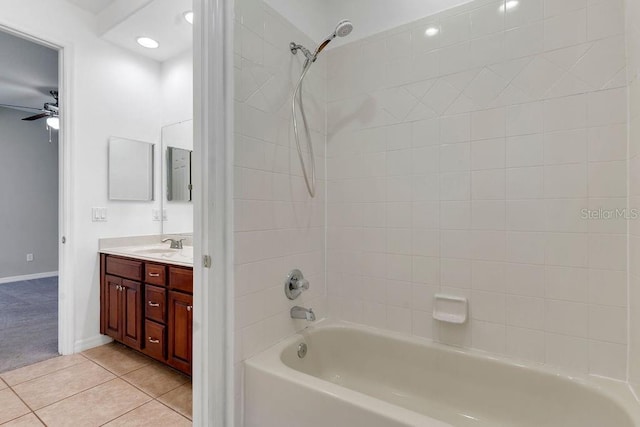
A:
[145,263,166,286]
[145,285,166,324]
[144,320,166,361]
[105,256,142,281]
[169,267,193,293]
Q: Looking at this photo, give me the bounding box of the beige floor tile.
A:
[35,379,151,427]
[13,360,114,410]
[0,389,30,424]
[158,382,192,420]
[0,413,44,426]
[104,400,191,426]
[81,343,151,376]
[1,355,85,387]
[122,363,189,398]
[0,378,7,391]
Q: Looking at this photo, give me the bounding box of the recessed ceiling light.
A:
[425,27,440,37]
[499,0,519,12]
[136,37,159,49]
[184,11,194,24]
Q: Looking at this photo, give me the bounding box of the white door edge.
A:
[193,0,235,425]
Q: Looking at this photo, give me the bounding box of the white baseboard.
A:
[74,335,113,353]
[0,271,58,285]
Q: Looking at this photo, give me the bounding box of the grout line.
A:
[1,354,86,388]
[3,344,192,425]
[154,396,193,422]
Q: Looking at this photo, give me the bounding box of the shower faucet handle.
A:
[285,269,310,300]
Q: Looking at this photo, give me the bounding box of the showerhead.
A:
[314,19,354,57]
[335,20,353,38]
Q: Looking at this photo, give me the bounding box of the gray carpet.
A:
[0,276,59,373]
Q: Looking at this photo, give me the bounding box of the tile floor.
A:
[0,342,192,426]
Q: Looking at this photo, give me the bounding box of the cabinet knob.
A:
[148,301,160,307]
[187,305,193,312]
[148,337,160,344]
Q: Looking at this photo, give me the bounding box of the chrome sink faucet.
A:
[291,306,316,321]
[162,238,185,249]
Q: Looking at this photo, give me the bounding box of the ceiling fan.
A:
[0,90,59,129]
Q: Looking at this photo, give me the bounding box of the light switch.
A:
[92,207,107,222]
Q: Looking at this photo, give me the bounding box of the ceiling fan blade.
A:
[22,112,50,121]
[0,103,43,111]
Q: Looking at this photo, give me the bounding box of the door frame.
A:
[0,22,75,356]
[1,0,236,423]
[192,0,235,425]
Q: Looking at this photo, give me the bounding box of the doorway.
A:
[0,29,63,372]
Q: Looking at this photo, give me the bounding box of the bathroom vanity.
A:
[99,246,193,376]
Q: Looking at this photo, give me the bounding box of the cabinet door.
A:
[121,279,143,350]
[104,275,123,341]
[168,291,193,374]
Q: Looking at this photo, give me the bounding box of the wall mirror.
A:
[161,120,193,234]
[108,137,154,201]
[167,146,192,202]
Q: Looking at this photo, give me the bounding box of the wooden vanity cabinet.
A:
[102,274,143,350]
[168,290,193,374]
[100,254,193,375]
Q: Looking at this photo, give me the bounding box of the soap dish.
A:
[432,294,468,324]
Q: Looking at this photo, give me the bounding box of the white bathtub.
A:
[244,321,640,427]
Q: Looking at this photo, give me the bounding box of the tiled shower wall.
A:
[233,0,327,421]
[627,0,640,390]
[325,0,628,379]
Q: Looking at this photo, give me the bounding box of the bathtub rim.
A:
[245,318,640,425]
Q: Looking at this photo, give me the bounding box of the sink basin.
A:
[132,247,178,255]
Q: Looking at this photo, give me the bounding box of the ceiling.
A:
[0,31,58,112]
[66,0,115,14]
[102,0,193,62]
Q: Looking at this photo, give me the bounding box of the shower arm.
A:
[290,43,315,62]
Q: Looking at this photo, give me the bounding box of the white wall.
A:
[261,0,328,42]
[160,49,193,235]
[234,0,327,424]
[161,49,193,126]
[326,0,628,380]
[626,0,640,391]
[0,107,58,279]
[1,0,163,350]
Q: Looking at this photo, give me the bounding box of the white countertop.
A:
[100,243,194,267]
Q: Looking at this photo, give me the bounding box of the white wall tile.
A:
[321,0,629,381]
[471,108,506,140]
[506,295,545,329]
[544,9,587,51]
[506,135,544,167]
[471,138,506,170]
[506,327,546,363]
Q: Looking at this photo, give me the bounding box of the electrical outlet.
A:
[152,209,161,221]
[162,209,168,221]
[26,253,34,262]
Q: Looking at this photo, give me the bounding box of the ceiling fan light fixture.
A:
[183,11,194,24]
[46,116,60,130]
[136,36,159,49]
